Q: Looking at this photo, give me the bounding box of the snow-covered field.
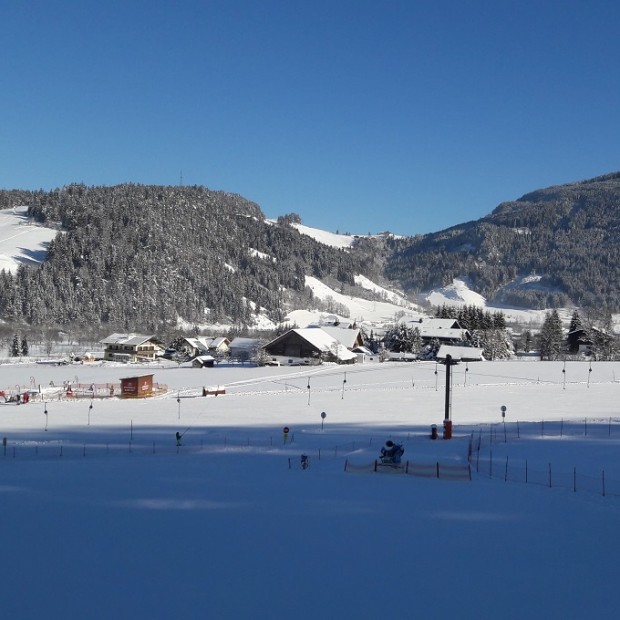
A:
[1,359,619,619]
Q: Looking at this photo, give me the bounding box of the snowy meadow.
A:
[1,358,619,619]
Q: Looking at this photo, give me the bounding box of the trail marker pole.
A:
[321,411,326,431]
[562,361,566,390]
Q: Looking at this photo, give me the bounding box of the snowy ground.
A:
[0,205,58,273]
[1,359,619,619]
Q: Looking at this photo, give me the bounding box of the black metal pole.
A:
[444,354,452,421]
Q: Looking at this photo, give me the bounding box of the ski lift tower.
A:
[436,345,484,439]
[437,345,461,439]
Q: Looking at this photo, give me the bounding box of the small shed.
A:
[192,355,215,368]
[120,374,154,398]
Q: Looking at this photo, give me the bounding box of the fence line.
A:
[344,458,471,481]
[466,418,620,498]
[0,432,381,464]
[462,417,620,449]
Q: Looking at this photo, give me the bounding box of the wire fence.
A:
[4,417,618,498]
[465,418,620,498]
[0,432,380,463]
[461,417,620,445]
[344,459,471,481]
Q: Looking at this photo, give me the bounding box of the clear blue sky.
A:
[2,0,619,235]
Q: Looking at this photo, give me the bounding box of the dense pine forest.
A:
[0,184,377,335]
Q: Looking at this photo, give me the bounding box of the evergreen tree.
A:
[20,336,29,357]
[10,334,20,357]
[566,310,583,354]
[478,329,511,360]
[538,309,564,360]
[383,324,421,354]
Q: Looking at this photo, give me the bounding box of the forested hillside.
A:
[0,184,376,334]
[384,172,620,310]
[2,171,620,336]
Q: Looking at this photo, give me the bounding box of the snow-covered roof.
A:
[289,328,357,362]
[420,327,466,340]
[436,345,484,361]
[101,333,159,346]
[182,337,213,352]
[403,317,461,330]
[316,326,361,349]
[396,318,467,340]
[209,337,230,348]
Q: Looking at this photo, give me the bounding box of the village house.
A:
[206,337,230,356]
[191,355,216,368]
[101,334,164,363]
[177,337,212,359]
[406,317,470,346]
[263,328,357,365]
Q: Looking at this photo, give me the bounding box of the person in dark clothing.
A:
[176,431,182,447]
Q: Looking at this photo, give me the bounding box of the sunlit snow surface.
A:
[0,359,619,619]
[0,206,58,273]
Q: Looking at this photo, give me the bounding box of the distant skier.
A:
[380,440,404,464]
[176,431,182,447]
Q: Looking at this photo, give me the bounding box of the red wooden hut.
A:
[120,374,154,399]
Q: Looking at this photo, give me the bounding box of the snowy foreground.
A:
[1,359,620,619]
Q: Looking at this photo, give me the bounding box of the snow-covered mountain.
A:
[0,203,602,333]
[0,206,573,333]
